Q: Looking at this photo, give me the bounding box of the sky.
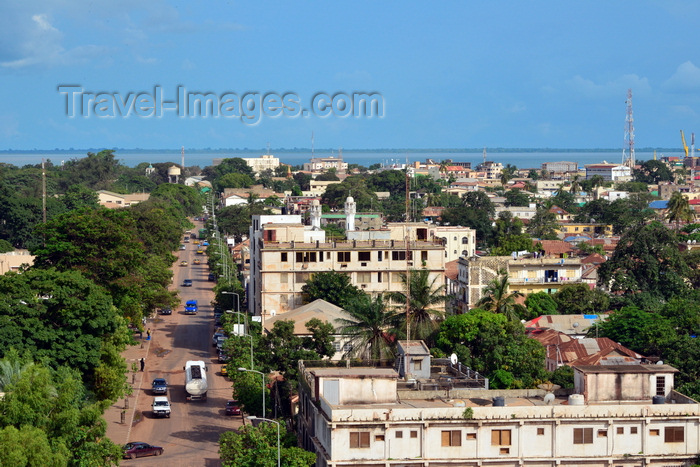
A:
[2,1,700,152]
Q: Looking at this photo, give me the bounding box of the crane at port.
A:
[681,130,689,159]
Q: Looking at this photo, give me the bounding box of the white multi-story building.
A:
[248,199,463,321]
[585,163,632,181]
[298,360,699,467]
[241,154,280,175]
[303,156,348,173]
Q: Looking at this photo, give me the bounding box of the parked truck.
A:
[184,360,207,401]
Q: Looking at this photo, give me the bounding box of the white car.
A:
[152,396,171,418]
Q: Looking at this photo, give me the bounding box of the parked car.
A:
[221,365,228,377]
[202,241,209,246]
[123,442,163,459]
[151,378,168,395]
[218,349,229,363]
[158,308,172,315]
[208,273,216,282]
[179,244,186,250]
[212,329,226,346]
[225,399,240,416]
[182,279,193,287]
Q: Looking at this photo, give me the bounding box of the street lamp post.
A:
[224,310,253,369]
[238,367,265,417]
[221,291,240,313]
[247,416,280,467]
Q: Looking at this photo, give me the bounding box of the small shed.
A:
[396,340,431,379]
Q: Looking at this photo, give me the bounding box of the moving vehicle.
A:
[180,260,188,267]
[193,259,201,265]
[182,279,193,287]
[185,300,198,314]
[151,378,168,395]
[152,396,171,418]
[184,360,207,401]
[225,399,240,415]
[158,308,172,315]
[179,244,186,250]
[123,442,163,459]
[196,249,205,255]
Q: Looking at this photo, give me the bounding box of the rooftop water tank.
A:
[652,395,665,404]
[568,394,584,406]
[493,396,505,407]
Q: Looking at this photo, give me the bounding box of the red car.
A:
[123,442,164,459]
[225,399,241,415]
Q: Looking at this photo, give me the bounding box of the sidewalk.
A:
[104,327,154,447]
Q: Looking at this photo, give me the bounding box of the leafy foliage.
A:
[388,269,448,342]
[553,283,610,315]
[336,294,398,360]
[219,422,315,467]
[300,271,364,309]
[524,291,558,317]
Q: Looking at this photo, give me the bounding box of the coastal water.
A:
[0,150,667,170]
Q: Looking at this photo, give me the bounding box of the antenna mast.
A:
[181,146,185,169]
[622,89,635,168]
[404,165,411,379]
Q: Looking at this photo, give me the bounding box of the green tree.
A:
[552,283,610,315]
[504,189,530,207]
[219,422,316,467]
[597,221,690,302]
[435,309,546,388]
[634,159,674,184]
[524,291,558,317]
[666,191,694,230]
[440,192,495,247]
[336,294,397,360]
[476,269,526,321]
[549,365,574,389]
[300,271,364,309]
[527,206,558,240]
[62,184,99,211]
[492,234,534,256]
[150,183,203,217]
[592,305,675,357]
[215,172,255,190]
[57,150,122,191]
[388,269,449,342]
[0,239,13,253]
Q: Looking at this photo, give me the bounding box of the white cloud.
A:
[663,61,700,92]
[565,74,651,99]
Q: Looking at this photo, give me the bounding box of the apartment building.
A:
[303,156,348,173]
[455,255,583,311]
[241,154,280,174]
[585,163,632,181]
[556,222,613,238]
[298,360,698,466]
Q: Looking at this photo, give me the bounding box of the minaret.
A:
[309,200,322,230]
[345,196,356,232]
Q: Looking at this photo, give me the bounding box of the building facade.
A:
[297,362,699,467]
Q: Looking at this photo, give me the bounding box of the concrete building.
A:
[96,190,150,208]
[475,161,503,179]
[304,156,348,173]
[248,209,447,322]
[0,250,34,274]
[541,160,578,174]
[556,222,614,238]
[585,163,633,181]
[240,154,280,175]
[456,255,583,311]
[297,360,698,467]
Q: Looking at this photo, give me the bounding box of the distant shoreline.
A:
[0,147,678,155]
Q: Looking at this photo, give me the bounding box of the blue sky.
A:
[2,1,700,151]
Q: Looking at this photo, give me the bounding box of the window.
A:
[281,252,288,262]
[665,427,684,443]
[375,435,385,442]
[598,430,607,437]
[391,251,412,261]
[358,251,371,261]
[357,272,371,284]
[491,430,511,446]
[412,358,422,371]
[337,251,351,262]
[377,272,383,283]
[421,251,428,262]
[462,236,469,244]
[392,273,403,283]
[378,251,383,261]
[441,430,461,447]
[650,429,660,436]
[395,431,403,438]
[466,433,476,440]
[616,427,624,435]
[573,428,593,444]
[295,272,310,283]
[537,428,545,436]
[296,252,317,263]
[410,431,418,439]
[350,432,370,448]
[630,427,638,434]
[656,376,666,396]
[280,273,288,284]
[263,230,276,241]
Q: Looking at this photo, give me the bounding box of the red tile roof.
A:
[533,240,575,256]
[444,259,459,281]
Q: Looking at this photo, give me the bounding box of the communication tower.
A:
[622,89,635,168]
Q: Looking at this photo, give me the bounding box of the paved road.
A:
[121,229,243,466]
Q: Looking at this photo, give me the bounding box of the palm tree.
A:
[336,294,397,361]
[476,269,525,321]
[666,191,695,230]
[388,268,449,342]
[569,175,581,196]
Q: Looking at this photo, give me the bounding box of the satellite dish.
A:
[450,353,458,365]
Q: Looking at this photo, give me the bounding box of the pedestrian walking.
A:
[147,328,151,340]
[140,358,145,372]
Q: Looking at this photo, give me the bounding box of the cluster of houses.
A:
[86,153,700,466]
